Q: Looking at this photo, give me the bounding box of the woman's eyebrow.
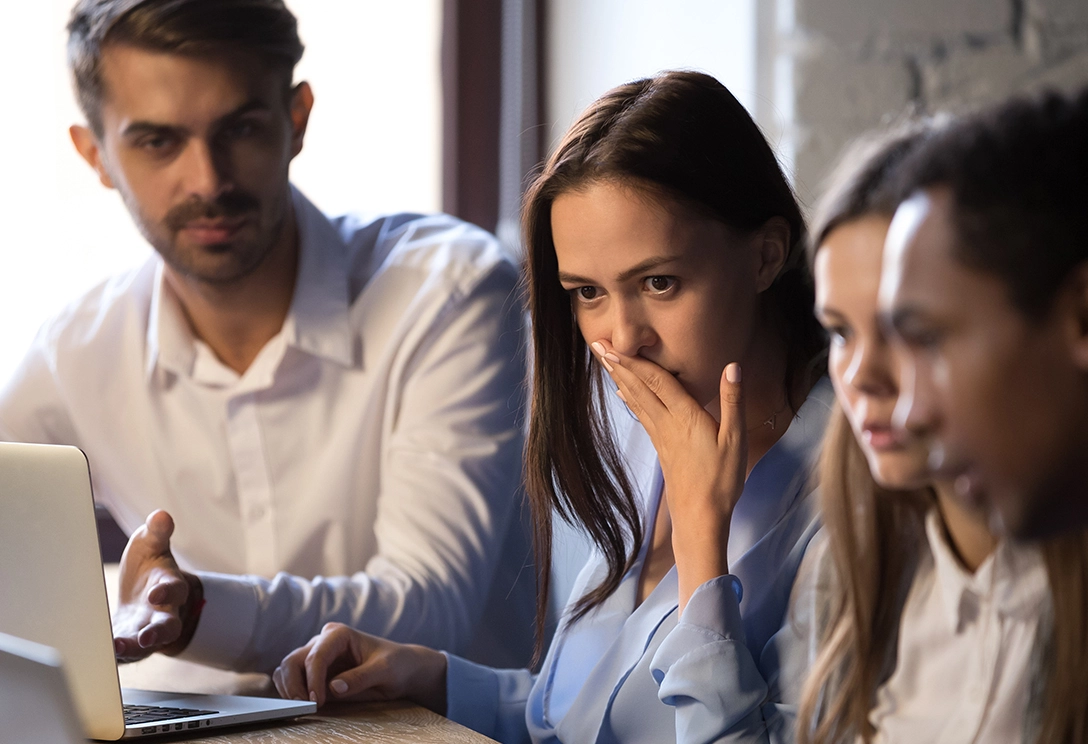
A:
[557,255,683,286]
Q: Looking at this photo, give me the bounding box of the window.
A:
[0,1,441,387]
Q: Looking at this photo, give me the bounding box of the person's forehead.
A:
[814,217,888,309]
[96,44,282,127]
[880,188,961,305]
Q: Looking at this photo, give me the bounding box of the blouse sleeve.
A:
[443,652,536,744]
[649,554,824,744]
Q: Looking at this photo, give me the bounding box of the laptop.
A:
[0,632,85,744]
[0,441,316,739]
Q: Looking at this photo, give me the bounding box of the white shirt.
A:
[0,187,534,672]
[869,509,1049,743]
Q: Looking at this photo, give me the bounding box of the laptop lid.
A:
[0,442,127,740]
[0,442,315,740]
[0,632,86,744]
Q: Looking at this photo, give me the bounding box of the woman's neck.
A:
[723,317,798,476]
[933,483,999,573]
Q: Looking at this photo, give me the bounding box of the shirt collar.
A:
[924,508,1048,633]
[145,260,195,381]
[145,185,355,383]
[284,185,355,368]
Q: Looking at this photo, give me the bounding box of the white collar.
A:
[145,186,355,384]
[924,508,1047,634]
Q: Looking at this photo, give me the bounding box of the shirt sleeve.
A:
[0,325,80,446]
[443,653,535,744]
[182,259,529,673]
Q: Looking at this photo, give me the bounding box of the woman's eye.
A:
[574,286,599,301]
[644,276,676,294]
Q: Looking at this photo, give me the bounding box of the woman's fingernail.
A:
[591,341,606,356]
[602,359,614,372]
[615,387,627,403]
[726,363,741,383]
[330,679,348,695]
[604,352,620,364]
[309,691,317,702]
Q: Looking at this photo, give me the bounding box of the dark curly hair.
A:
[894,86,1088,320]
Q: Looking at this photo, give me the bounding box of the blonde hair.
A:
[798,124,1088,743]
[796,407,929,742]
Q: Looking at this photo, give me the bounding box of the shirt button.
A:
[249,504,266,521]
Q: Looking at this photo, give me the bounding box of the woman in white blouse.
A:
[803,123,1088,743]
[270,70,831,743]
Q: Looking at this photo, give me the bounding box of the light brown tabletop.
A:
[143,700,498,743]
[99,567,496,742]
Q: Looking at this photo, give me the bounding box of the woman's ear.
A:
[755,217,791,293]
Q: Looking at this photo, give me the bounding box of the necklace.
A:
[748,399,791,432]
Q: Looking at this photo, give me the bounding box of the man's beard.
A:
[123,188,286,285]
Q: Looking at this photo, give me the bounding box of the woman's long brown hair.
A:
[798,123,1088,743]
[521,71,827,660]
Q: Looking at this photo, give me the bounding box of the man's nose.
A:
[892,353,938,436]
[180,140,230,200]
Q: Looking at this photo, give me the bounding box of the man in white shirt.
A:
[0,0,533,673]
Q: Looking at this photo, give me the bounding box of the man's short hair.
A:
[68,0,305,136]
[895,86,1088,319]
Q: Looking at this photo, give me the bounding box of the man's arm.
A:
[115,260,529,671]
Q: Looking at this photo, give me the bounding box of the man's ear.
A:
[288,81,314,159]
[755,216,791,293]
[70,124,115,189]
[1064,262,1088,371]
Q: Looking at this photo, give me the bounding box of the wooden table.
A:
[98,568,497,742]
[126,701,497,743]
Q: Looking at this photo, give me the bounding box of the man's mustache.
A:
[165,192,260,231]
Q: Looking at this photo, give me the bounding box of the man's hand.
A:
[111,510,203,662]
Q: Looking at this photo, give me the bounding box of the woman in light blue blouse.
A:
[272,70,831,744]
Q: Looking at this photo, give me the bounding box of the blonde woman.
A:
[797,125,1088,743]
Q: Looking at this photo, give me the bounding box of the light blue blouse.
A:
[445,378,834,744]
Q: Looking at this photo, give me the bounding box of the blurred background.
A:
[3,0,1086,389]
[1,1,1086,586]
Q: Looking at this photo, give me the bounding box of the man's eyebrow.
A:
[878,305,924,334]
[120,100,272,138]
[557,255,682,286]
[120,121,180,138]
[814,305,845,323]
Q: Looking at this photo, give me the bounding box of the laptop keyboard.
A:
[123,703,219,725]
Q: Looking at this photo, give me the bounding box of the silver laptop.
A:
[0,441,315,740]
[0,632,85,744]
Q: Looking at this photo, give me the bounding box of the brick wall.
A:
[782,0,1088,204]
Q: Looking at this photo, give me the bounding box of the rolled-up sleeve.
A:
[651,576,798,744]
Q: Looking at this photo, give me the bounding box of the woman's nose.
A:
[844,339,895,397]
[608,302,657,357]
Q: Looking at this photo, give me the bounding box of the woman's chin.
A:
[866,451,931,492]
